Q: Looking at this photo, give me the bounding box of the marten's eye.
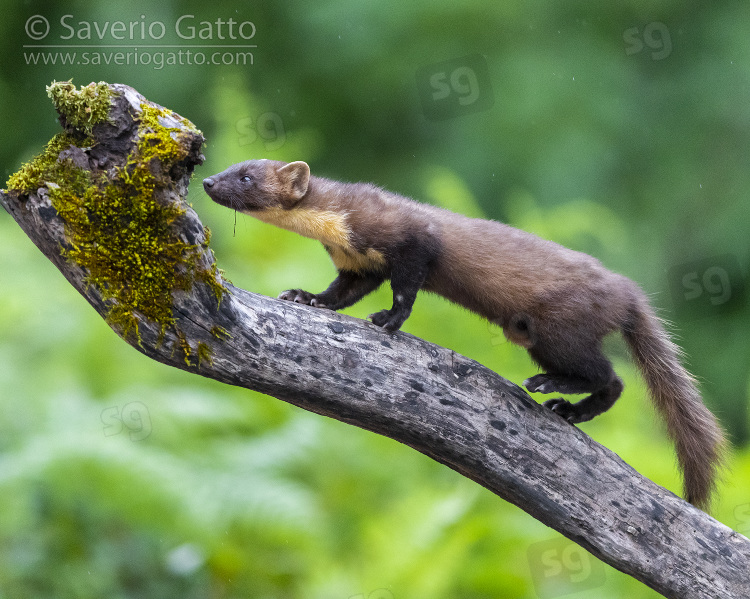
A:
[240,175,253,183]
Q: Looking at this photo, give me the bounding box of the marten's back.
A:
[422,205,637,334]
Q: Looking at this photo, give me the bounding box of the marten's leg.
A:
[525,335,624,424]
[279,270,384,310]
[368,259,429,330]
[540,377,624,424]
[369,236,438,331]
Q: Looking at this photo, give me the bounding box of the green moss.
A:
[5,82,227,363]
[176,330,193,366]
[200,262,228,306]
[46,80,113,134]
[196,342,213,368]
[211,326,232,340]
[55,169,193,341]
[5,133,90,194]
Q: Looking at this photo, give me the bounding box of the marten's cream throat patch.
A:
[325,245,386,273]
[248,206,386,272]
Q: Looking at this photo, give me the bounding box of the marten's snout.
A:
[202,177,215,192]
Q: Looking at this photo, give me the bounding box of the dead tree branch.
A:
[1,82,748,599]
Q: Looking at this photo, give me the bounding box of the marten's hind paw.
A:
[543,398,581,424]
[278,289,328,308]
[524,374,556,393]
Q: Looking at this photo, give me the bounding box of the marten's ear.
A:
[276,161,310,202]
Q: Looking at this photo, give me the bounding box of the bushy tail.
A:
[622,297,726,510]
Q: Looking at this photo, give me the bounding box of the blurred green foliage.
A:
[1,0,749,597]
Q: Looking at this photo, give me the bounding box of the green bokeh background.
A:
[1,1,749,597]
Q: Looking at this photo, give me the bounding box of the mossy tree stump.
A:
[2,82,750,599]
[4,81,224,365]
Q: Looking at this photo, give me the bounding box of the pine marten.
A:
[203,159,725,510]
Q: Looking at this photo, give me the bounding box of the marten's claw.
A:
[368,309,391,327]
[368,309,404,331]
[543,398,598,425]
[543,398,579,424]
[524,375,556,393]
[278,289,326,308]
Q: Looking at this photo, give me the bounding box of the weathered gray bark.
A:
[2,83,749,599]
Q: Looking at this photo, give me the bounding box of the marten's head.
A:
[203,159,310,213]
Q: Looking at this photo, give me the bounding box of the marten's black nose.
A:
[203,177,215,190]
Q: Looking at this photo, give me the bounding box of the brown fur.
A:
[203,159,726,510]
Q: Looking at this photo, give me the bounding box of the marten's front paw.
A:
[278,289,328,308]
[368,309,405,331]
